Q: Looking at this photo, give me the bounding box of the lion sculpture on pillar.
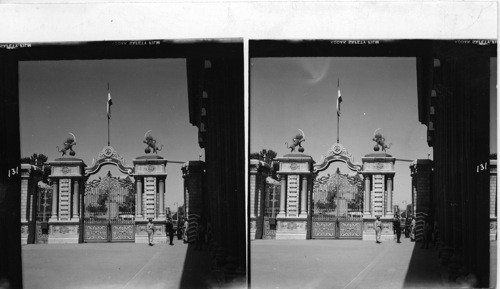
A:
[286,129,306,153]
[143,130,163,154]
[56,133,77,156]
[372,128,392,152]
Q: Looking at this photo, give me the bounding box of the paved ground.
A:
[251,238,475,289]
[20,238,497,289]
[491,240,497,289]
[22,240,222,289]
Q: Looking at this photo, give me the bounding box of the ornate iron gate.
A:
[84,172,135,242]
[35,183,52,244]
[262,180,280,239]
[312,169,363,239]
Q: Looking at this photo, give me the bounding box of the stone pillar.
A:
[387,176,393,216]
[136,178,143,219]
[50,180,58,221]
[278,175,286,217]
[274,153,314,239]
[46,157,86,244]
[361,152,396,241]
[20,164,43,244]
[363,175,370,215]
[181,161,206,243]
[299,175,308,218]
[410,159,433,242]
[249,160,270,240]
[20,167,29,223]
[133,155,168,244]
[158,178,165,219]
[72,179,79,220]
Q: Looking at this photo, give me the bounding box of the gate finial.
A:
[285,129,306,153]
[372,128,392,152]
[143,130,164,154]
[56,132,77,156]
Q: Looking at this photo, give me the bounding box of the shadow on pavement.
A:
[403,240,496,288]
[402,240,448,288]
[179,243,220,289]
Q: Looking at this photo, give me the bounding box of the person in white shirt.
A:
[374,216,382,244]
[147,218,155,246]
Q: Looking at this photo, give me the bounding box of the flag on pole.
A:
[107,83,112,119]
[337,79,342,116]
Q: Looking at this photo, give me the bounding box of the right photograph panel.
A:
[248,40,496,289]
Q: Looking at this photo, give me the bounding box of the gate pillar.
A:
[20,164,43,244]
[181,161,206,243]
[249,160,270,240]
[274,154,314,239]
[47,157,86,244]
[133,155,168,243]
[361,153,396,241]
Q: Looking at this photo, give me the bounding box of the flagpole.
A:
[107,82,110,146]
[337,79,340,144]
[337,111,340,144]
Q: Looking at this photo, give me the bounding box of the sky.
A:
[19,59,202,213]
[250,57,497,209]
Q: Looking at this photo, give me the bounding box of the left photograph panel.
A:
[0,40,245,289]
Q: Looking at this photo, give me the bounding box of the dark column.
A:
[182,161,205,243]
[410,160,433,242]
[186,51,245,281]
[416,44,494,286]
[0,52,22,288]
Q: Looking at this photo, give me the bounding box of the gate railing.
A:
[84,211,135,224]
[312,209,363,221]
[36,212,51,222]
[264,207,279,218]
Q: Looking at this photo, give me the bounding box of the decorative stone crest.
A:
[103,146,114,158]
[97,146,126,164]
[327,143,354,162]
[314,142,362,173]
[85,146,134,177]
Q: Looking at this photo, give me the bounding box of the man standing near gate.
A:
[393,215,402,243]
[166,218,174,245]
[374,216,382,243]
[147,219,155,246]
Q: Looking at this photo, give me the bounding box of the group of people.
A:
[146,217,209,249]
[146,218,189,246]
[374,214,438,247]
[374,215,416,244]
